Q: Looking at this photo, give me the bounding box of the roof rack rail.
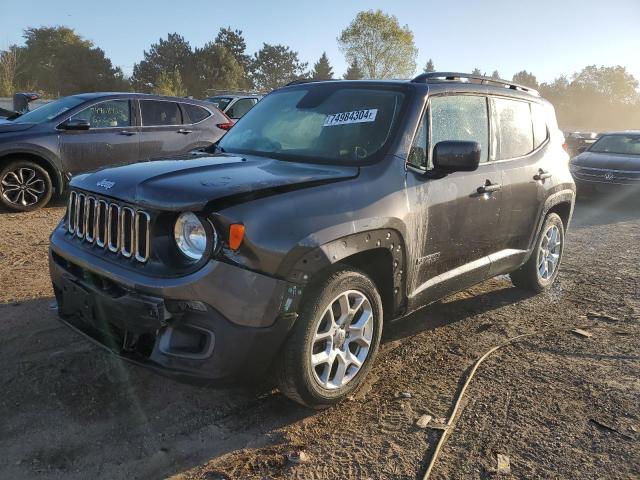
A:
[204,89,264,97]
[284,78,334,87]
[411,71,539,96]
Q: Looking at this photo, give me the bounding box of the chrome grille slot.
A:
[64,190,152,264]
[85,197,97,243]
[107,203,121,252]
[120,207,135,258]
[75,193,86,239]
[135,211,151,262]
[67,191,77,233]
[95,200,108,247]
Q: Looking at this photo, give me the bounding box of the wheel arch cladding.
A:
[546,200,572,229]
[288,229,406,320]
[1,152,62,195]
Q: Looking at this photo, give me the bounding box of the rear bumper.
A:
[49,230,301,382]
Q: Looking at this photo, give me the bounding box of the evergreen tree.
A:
[311,52,334,80]
[343,59,364,80]
[423,58,435,73]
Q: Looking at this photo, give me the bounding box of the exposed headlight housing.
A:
[174,212,215,261]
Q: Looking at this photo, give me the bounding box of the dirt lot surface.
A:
[0,196,638,480]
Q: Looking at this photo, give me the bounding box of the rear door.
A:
[490,97,551,272]
[138,99,200,160]
[58,99,140,174]
[407,94,504,304]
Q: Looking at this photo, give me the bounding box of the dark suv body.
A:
[0,93,229,211]
[49,73,575,408]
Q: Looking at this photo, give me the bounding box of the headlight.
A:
[174,212,214,261]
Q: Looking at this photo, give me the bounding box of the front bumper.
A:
[49,229,301,382]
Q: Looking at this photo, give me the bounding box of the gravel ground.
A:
[0,195,638,480]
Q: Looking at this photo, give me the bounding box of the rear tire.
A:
[510,213,565,292]
[0,160,53,212]
[275,266,383,409]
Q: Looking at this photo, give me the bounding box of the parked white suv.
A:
[204,92,262,121]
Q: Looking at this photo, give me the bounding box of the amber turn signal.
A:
[229,224,245,250]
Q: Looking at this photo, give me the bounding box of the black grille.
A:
[66,191,151,263]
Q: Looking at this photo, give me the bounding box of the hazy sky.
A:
[2,0,639,83]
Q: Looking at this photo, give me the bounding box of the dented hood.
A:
[69,153,359,211]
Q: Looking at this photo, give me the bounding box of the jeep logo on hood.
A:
[96,179,115,189]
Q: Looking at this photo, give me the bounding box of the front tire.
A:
[510,213,565,292]
[275,267,383,409]
[0,160,53,212]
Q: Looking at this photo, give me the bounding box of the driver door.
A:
[406,94,505,306]
[59,99,140,174]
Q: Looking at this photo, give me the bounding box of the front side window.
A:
[218,85,406,165]
[430,95,489,163]
[70,100,131,128]
[494,98,534,159]
[227,98,256,119]
[140,100,182,126]
[589,134,640,155]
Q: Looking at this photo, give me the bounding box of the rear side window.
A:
[140,100,182,126]
[182,104,211,124]
[493,98,534,159]
[70,99,131,128]
[531,102,548,149]
[430,95,489,163]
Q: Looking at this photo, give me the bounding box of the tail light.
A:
[216,122,234,131]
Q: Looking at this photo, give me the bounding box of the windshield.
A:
[218,85,406,165]
[11,96,85,124]
[206,96,232,111]
[589,134,640,156]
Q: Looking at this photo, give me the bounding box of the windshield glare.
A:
[11,96,85,124]
[589,134,640,156]
[218,86,406,164]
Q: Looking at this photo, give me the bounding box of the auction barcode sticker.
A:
[323,109,378,127]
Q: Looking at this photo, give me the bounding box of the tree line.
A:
[1,9,638,131]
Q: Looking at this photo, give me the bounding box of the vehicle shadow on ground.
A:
[0,196,66,214]
[572,191,640,228]
[384,280,535,343]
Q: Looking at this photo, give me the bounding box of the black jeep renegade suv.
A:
[49,73,575,408]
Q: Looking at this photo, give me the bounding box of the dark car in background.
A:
[564,130,599,158]
[570,131,640,195]
[0,93,231,211]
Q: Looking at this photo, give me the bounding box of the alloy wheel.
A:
[537,224,561,280]
[310,289,374,390]
[1,167,47,207]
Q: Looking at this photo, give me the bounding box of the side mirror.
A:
[433,141,481,173]
[61,119,90,131]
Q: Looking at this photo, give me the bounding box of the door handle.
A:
[534,169,553,181]
[177,128,193,134]
[477,182,502,194]
[119,130,137,136]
